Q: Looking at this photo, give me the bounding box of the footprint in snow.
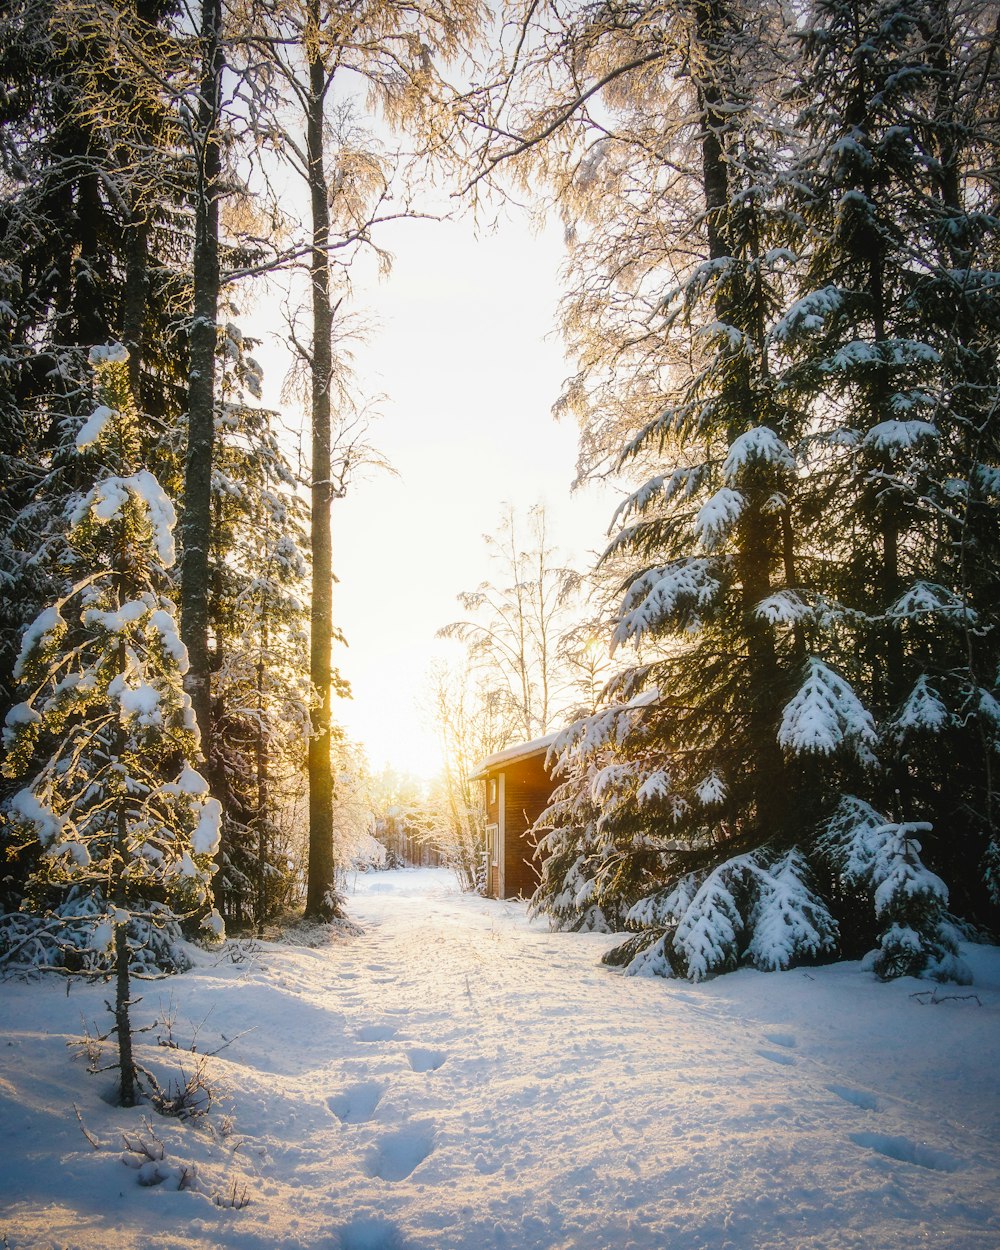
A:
[358,1024,397,1042]
[338,1217,406,1250]
[365,1127,435,1182]
[763,1032,796,1049]
[407,1047,446,1073]
[827,1083,878,1111]
[757,1048,796,1067]
[849,1131,961,1173]
[327,1081,384,1124]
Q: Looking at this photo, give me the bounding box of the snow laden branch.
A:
[614,851,839,982]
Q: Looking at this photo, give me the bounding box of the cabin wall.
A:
[502,756,552,900]
[480,751,555,900]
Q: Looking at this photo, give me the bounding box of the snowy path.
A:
[2,867,999,1250]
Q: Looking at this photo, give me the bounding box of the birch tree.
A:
[234,0,482,919]
[440,504,581,741]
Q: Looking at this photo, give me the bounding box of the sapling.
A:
[2,345,223,1106]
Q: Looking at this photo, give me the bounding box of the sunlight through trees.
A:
[0,0,997,991]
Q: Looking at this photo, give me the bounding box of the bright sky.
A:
[256,209,617,781]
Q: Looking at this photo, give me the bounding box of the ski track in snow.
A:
[1,867,999,1250]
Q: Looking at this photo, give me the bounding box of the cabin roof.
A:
[468,731,560,781]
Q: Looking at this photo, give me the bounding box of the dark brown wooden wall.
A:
[502,755,552,899]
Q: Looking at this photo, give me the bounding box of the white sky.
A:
[254,208,617,781]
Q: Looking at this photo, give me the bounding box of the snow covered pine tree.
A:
[525,0,995,981]
[2,346,223,1106]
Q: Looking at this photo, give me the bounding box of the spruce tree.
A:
[520,0,830,962]
[206,326,317,929]
[1,346,221,1103]
[771,0,998,970]
[0,0,194,713]
[505,0,997,977]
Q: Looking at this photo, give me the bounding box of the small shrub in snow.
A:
[120,1124,247,1204]
[144,1059,214,1121]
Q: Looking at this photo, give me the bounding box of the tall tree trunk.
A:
[180,0,222,775]
[255,614,270,935]
[114,621,135,1106]
[304,4,338,919]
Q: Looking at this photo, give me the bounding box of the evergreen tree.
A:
[505,0,833,967]
[0,0,194,713]
[771,0,1000,963]
[206,325,317,930]
[1,347,221,1103]
[494,0,997,978]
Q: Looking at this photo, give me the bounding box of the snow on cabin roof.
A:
[469,731,560,781]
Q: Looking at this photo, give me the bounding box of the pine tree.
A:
[503,0,836,968]
[206,325,317,930]
[772,0,1000,958]
[489,0,998,977]
[1,347,221,1104]
[0,0,195,713]
[0,0,200,924]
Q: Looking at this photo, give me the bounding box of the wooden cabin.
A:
[470,733,558,900]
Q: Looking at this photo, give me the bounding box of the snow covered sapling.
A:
[2,346,223,1106]
[821,797,971,984]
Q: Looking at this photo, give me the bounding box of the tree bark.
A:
[180,0,222,775]
[304,2,338,919]
[114,620,135,1107]
[255,613,270,935]
[114,919,137,1107]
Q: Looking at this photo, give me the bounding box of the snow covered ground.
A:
[2,867,998,1250]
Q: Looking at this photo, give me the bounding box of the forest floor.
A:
[1,867,999,1250]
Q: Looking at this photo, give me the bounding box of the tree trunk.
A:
[180,0,222,774]
[255,620,270,935]
[304,4,338,919]
[113,624,136,1108]
[114,919,137,1107]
